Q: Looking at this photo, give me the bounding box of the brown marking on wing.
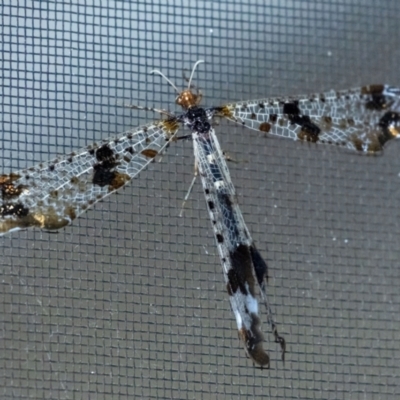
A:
[238,316,269,368]
[361,84,385,95]
[109,172,131,191]
[159,118,180,134]
[259,122,271,133]
[141,149,158,158]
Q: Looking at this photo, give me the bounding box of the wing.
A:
[192,126,285,367]
[223,84,400,153]
[0,119,180,236]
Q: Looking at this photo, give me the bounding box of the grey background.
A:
[1,1,399,399]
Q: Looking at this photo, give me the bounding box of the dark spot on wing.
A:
[297,119,321,143]
[229,244,256,296]
[283,101,321,142]
[226,283,233,296]
[0,202,29,217]
[365,94,388,111]
[379,111,400,132]
[289,114,308,126]
[96,144,116,163]
[1,183,26,200]
[216,234,224,243]
[377,111,400,146]
[227,269,240,295]
[92,164,117,187]
[91,144,123,189]
[361,85,393,111]
[283,101,300,115]
[284,111,322,143]
[0,174,27,200]
[217,193,239,239]
[250,245,268,286]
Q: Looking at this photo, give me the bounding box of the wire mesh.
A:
[1,1,399,399]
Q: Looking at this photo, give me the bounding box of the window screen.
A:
[1,1,399,399]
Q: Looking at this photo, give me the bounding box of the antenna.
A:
[150,60,205,94]
[149,69,180,94]
[187,60,204,89]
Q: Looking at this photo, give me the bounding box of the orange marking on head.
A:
[175,89,201,109]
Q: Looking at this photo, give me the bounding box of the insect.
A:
[1,61,399,367]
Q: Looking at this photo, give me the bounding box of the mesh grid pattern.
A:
[1,1,399,399]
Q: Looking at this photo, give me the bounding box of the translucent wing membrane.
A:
[0,121,179,235]
[225,84,400,153]
[2,59,399,367]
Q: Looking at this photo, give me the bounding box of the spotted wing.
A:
[193,126,284,367]
[0,120,180,236]
[224,84,400,153]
